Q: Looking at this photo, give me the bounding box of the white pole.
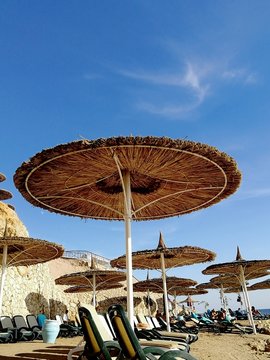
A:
[92,273,96,308]
[147,289,151,316]
[0,245,8,316]
[123,170,134,327]
[239,266,256,334]
[160,252,171,331]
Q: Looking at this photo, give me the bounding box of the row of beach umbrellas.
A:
[0,135,268,336]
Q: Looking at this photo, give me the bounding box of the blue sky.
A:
[1,1,270,311]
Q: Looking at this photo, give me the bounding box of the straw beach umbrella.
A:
[0,235,64,315]
[0,173,6,183]
[0,190,12,201]
[248,279,270,291]
[64,282,123,293]
[133,276,197,316]
[55,269,126,307]
[14,136,241,324]
[202,247,270,334]
[111,232,215,330]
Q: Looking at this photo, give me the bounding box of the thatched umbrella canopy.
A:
[248,279,270,291]
[202,247,270,334]
[0,190,12,201]
[0,173,6,183]
[0,236,64,315]
[197,280,236,310]
[7,204,15,211]
[196,282,221,290]
[111,234,216,270]
[64,282,123,293]
[98,295,142,313]
[173,288,208,297]
[14,135,241,324]
[55,269,126,307]
[133,276,197,293]
[133,276,197,316]
[112,232,214,330]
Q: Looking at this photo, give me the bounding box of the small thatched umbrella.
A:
[133,276,197,316]
[0,235,64,315]
[248,279,270,291]
[111,232,215,330]
[133,276,197,293]
[14,136,241,324]
[64,282,123,293]
[202,247,270,334]
[173,288,208,297]
[55,269,126,308]
[0,173,6,183]
[0,190,12,201]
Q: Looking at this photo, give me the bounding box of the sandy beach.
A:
[0,330,270,360]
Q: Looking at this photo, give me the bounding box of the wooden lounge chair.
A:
[108,304,198,360]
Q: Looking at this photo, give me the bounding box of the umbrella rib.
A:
[133,185,225,216]
[7,243,60,266]
[36,195,124,218]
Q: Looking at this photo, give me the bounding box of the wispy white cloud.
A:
[117,61,209,118]
[240,188,270,199]
[83,73,102,80]
[137,100,199,117]
[222,68,257,84]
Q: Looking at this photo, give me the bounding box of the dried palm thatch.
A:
[0,189,12,201]
[14,136,241,221]
[133,276,197,293]
[196,282,220,290]
[55,269,126,287]
[173,288,208,296]
[203,260,270,278]
[210,271,270,285]
[0,237,64,266]
[111,245,216,270]
[223,286,244,293]
[98,295,142,312]
[64,282,123,293]
[7,204,15,211]
[248,279,270,291]
[0,173,6,183]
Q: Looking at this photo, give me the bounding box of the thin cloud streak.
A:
[222,68,257,84]
[239,188,270,200]
[118,61,209,118]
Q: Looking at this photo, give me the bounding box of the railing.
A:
[63,250,112,269]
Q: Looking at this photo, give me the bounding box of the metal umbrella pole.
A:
[160,251,171,331]
[239,265,256,334]
[122,170,134,326]
[0,244,8,316]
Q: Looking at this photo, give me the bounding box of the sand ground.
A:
[0,331,270,360]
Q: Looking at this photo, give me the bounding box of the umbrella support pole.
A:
[0,244,8,316]
[240,266,256,334]
[92,273,96,308]
[160,253,171,332]
[122,170,134,328]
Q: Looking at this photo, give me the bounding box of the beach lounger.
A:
[108,304,198,360]
[25,314,43,339]
[0,318,13,343]
[11,315,35,341]
[55,314,80,337]
[136,314,196,345]
[156,316,199,335]
[78,306,121,360]
[150,316,198,342]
